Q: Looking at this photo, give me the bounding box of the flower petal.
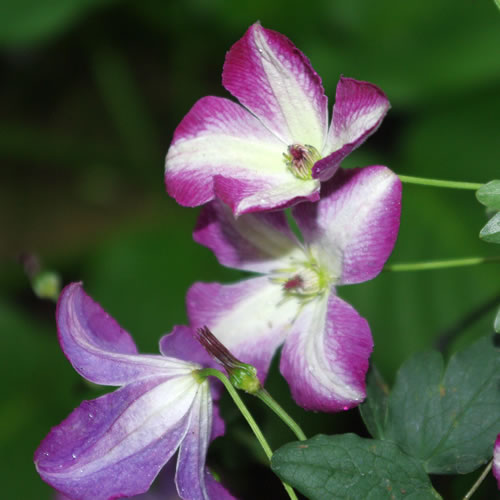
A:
[160,325,215,369]
[223,23,328,147]
[312,77,390,181]
[35,375,199,500]
[193,200,303,273]
[494,434,500,489]
[165,95,290,208]
[160,326,226,442]
[293,166,402,285]
[187,277,298,382]
[176,384,235,500]
[280,293,373,412]
[214,174,319,216]
[57,283,194,386]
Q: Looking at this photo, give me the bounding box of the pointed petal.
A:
[176,384,234,500]
[223,23,328,147]
[160,325,215,369]
[57,283,194,386]
[160,326,226,441]
[214,174,320,216]
[280,293,373,412]
[194,200,303,273]
[187,277,298,383]
[293,166,402,285]
[165,95,291,208]
[494,435,500,489]
[313,77,390,181]
[35,375,199,500]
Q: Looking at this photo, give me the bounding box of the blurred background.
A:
[1,0,499,498]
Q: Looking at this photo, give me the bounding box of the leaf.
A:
[494,307,500,334]
[476,180,500,210]
[359,365,389,440]
[383,336,500,474]
[271,434,441,500]
[479,212,500,244]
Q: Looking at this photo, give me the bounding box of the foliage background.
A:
[1,0,499,498]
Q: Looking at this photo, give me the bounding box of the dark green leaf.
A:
[384,336,500,474]
[476,180,500,210]
[479,212,500,244]
[359,365,389,440]
[271,434,441,500]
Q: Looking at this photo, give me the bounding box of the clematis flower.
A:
[187,166,401,412]
[34,283,234,500]
[494,434,500,489]
[165,22,390,215]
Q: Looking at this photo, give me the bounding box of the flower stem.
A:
[463,460,492,499]
[197,368,298,500]
[256,389,307,441]
[398,175,482,190]
[384,256,500,272]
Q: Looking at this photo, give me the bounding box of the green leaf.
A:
[495,0,500,11]
[359,365,389,440]
[271,434,441,500]
[494,307,500,333]
[476,180,500,210]
[479,212,500,244]
[384,336,500,474]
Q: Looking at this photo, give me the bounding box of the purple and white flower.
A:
[165,22,390,215]
[35,283,233,500]
[494,434,500,489]
[187,166,401,412]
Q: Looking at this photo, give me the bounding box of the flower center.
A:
[283,144,321,180]
[273,258,330,302]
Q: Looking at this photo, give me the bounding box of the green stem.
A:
[256,389,307,441]
[384,256,500,272]
[463,460,492,499]
[197,368,298,500]
[398,175,482,190]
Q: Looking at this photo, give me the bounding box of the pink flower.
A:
[187,166,401,412]
[35,283,234,500]
[165,22,390,215]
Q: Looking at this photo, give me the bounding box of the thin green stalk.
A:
[256,389,307,441]
[197,368,298,500]
[398,175,482,190]
[463,460,492,499]
[384,256,500,272]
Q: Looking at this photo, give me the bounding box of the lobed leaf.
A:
[476,180,500,210]
[479,212,500,244]
[383,336,500,474]
[271,433,441,500]
[359,365,389,440]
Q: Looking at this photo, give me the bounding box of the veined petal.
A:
[223,23,328,147]
[57,283,194,386]
[293,166,402,285]
[160,326,226,442]
[214,174,320,216]
[165,96,287,208]
[187,277,298,382]
[280,293,373,412]
[35,375,200,500]
[313,77,390,181]
[193,200,303,273]
[494,435,500,489]
[176,384,235,500]
[160,326,215,369]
